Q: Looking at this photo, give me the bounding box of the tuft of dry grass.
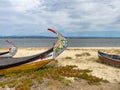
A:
[65,56,72,59]
[75,52,91,57]
[0,65,108,90]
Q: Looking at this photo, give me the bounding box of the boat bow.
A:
[0,40,17,58]
[0,28,67,72]
[48,28,67,58]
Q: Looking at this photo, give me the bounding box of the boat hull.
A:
[0,28,68,74]
[0,59,54,74]
[98,51,120,67]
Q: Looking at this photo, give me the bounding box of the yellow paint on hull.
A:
[0,59,54,74]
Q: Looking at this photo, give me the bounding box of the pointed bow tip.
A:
[48,28,57,34]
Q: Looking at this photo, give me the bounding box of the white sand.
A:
[0,47,120,83]
[57,47,120,83]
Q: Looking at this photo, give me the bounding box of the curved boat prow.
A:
[0,29,67,73]
[48,28,67,58]
[0,40,17,58]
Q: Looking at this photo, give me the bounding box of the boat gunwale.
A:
[98,51,120,62]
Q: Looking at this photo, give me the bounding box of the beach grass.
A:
[65,56,72,59]
[0,47,120,90]
[75,52,91,57]
[0,65,108,90]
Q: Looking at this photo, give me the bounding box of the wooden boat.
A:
[0,40,17,58]
[0,28,67,74]
[98,51,120,67]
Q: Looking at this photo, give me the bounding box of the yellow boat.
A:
[0,28,67,74]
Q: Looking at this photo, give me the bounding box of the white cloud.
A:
[9,0,44,12]
[67,0,120,31]
[1,0,120,36]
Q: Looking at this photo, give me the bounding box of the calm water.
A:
[0,38,120,47]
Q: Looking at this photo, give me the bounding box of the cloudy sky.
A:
[0,0,120,37]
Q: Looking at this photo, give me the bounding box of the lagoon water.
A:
[0,38,120,47]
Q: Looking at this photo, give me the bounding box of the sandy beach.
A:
[57,47,120,83]
[0,47,120,90]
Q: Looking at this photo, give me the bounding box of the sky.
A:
[0,0,120,37]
